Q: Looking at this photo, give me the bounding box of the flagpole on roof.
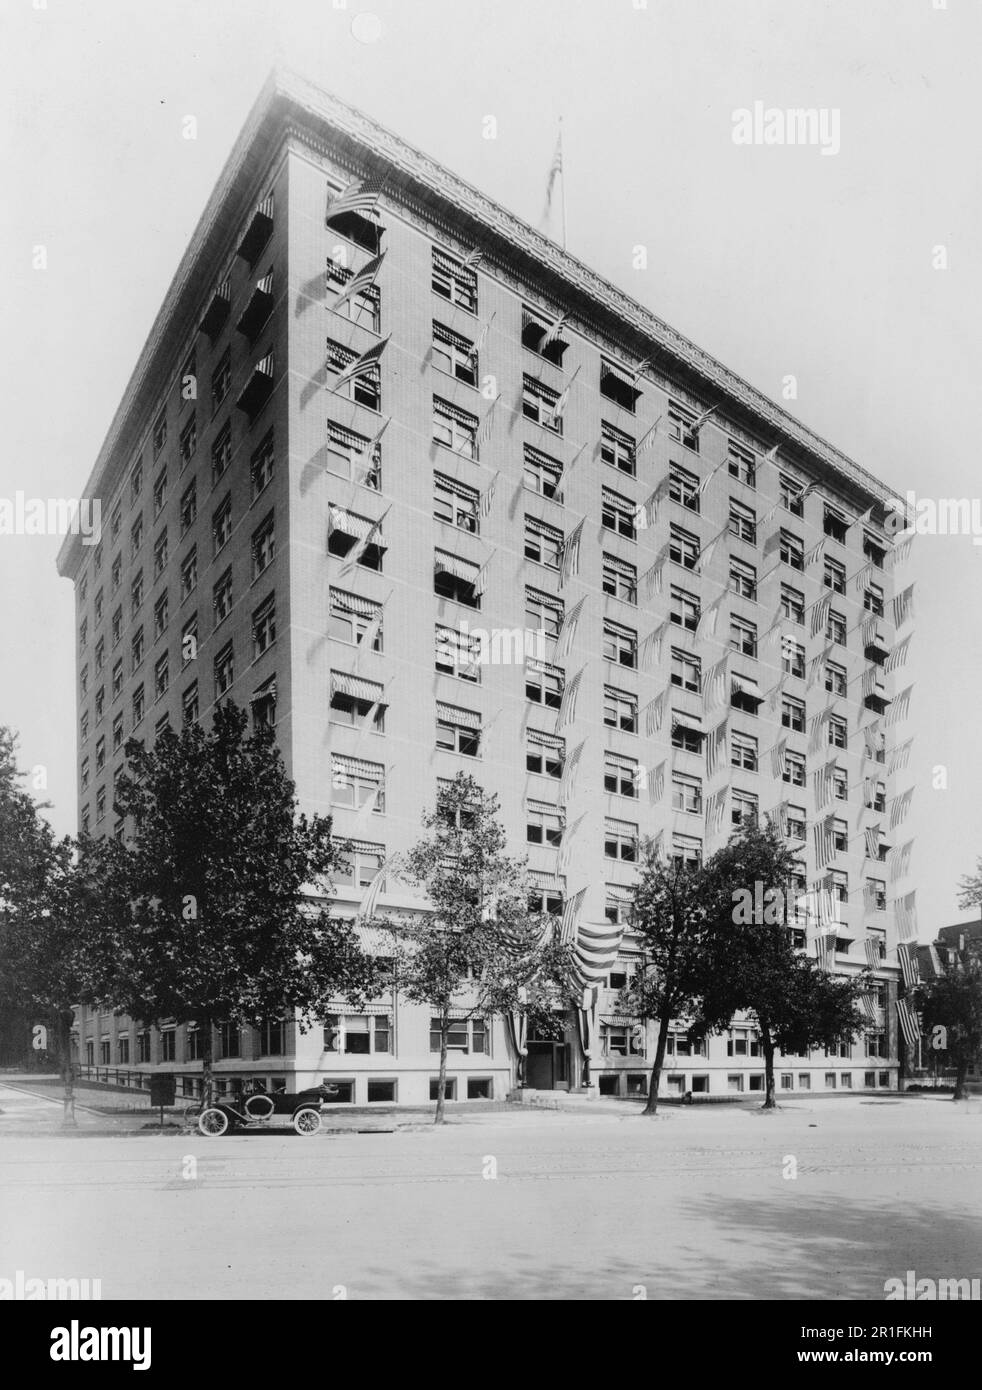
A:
[559,117,567,250]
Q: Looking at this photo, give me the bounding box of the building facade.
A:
[57,71,915,1106]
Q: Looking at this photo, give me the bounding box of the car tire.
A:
[293,1106,322,1136]
[198,1107,229,1137]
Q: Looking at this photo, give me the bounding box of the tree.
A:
[373,773,568,1124]
[98,703,377,1105]
[697,820,868,1109]
[0,728,92,1121]
[916,945,982,1101]
[956,859,982,920]
[616,843,711,1115]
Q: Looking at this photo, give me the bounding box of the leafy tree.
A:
[0,728,91,1121]
[98,703,377,1105]
[916,944,982,1101]
[957,859,982,919]
[696,820,868,1109]
[373,773,569,1124]
[616,843,711,1115]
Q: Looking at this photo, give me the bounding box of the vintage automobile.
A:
[196,1081,339,1137]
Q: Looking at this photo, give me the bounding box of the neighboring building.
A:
[57,71,913,1104]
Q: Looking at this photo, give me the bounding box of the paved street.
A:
[1,1083,980,1300]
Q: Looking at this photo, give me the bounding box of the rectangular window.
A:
[211,420,232,484]
[780,529,804,571]
[524,515,563,570]
[179,548,196,601]
[824,505,849,543]
[326,259,380,330]
[783,751,806,787]
[603,619,637,669]
[864,583,885,617]
[213,568,232,626]
[252,595,276,658]
[828,715,847,749]
[781,696,806,733]
[435,624,481,682]
[527,728,564,779]
[152,468,167,518]
[525,587,563,641]
[727,440,756,487]
[605,751,639,799]
[432,321,477,386]
[179,416,197,468]
[670,647,701,693]
[214,642,234,697]
[672,714,704,755]
[601,421,636,477]
[132,684,144,727]
[330,590,382,651]
[153,529,168,579]
[522,375,562,433]
[436,703,481,758]
[672,834,702,872]
[182,682,198,725]
[669,462,700,515]
[521,308,570,365]
[523,444,564,501]
[328,340,381,411]
[153,591,168,640]
[330,672,385,733]
[667,400,698,449]
[731,730,757,771]
[252,513,275,579]
[672,772,702,815]
[112,712,124,751]
[332,755,385,813]
[131,625,144,672]
[130,460,143,502]
[434,473,479,533]
[783,639,805,679]
[603,685,638,733]
[781,583,804,625]
[823,557,846,594]
[212,496,232,557]
[728,499,757,545]
[251,429,275,499]
[730,615,758,658]
[731,790,758,827]
[604,818,638,862]
[433,396,478,458]
[670,524,700,571]
[825,661,847,697]
[111,554,121,594]
[333,841,385,891]
[525,659,564,710]
[432,248,477,313]
[730,556,757,600]
[600,360,642,414]
[211,349,231,413]
[130,514,143,559]
[179,479,196,535]
[152,409,167,457]
[602,486,637,541]
[526,799,564,848]
[154,653,169,700]
[670,585,700,631]
[780,474,804,516]
[602,552,637,604]
[434,548,480,608]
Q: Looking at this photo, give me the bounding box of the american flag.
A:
[558,517,585,586]
[332,252,386,311]
[690,404,719,437]
[558,740,585,806]
[549,364,580,428]
[539,314,568,351]
[557,597,585,659]
[897,942,920,990]
[636,416,662,457]
[864,937,881,970]
[884,686,913,729]
[648,761,665,806]
[896,997,920,1050]
[888,738,913,775]
[889,840,913,883]
[805,537,826,567]
[813,817,836,870]
[332,336,390,391]
[557,667,583,729]
[890,535,913,570]
[889,788,914,830]
[810,594,831,638]
[885,636,911,673]
[896,890,918,941]
[559,886,587,945]
[864,824,882,860]
[357,856,396,921]
[770,739,787,780]
[338,506,390,579]
[326,173,386,223]
[644,691,665,737]
[479,472,498,519]
[892,584,915,628]
[461,247,484,270]
[857,993,878,1023]
[477,393,502,445]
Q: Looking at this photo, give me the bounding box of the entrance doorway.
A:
[526,1041,570,1091]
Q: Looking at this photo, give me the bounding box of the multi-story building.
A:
[57,70,914,1106]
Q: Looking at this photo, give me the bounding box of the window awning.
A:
[527,728,564,750]
[434,549,479,581]
[329,506,374,542]
[331,590,379,619]
[331,672,384,703]
[436,702,481,729]
[731,674,763,702]
[332,755,383,780]
[525,585,563,611]
[601,1015,639,1028]
[434,398,477,429]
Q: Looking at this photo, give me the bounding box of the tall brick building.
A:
[57,71,915,1105]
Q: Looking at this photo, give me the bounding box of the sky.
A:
[1,0,980,932]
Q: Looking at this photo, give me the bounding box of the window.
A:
[672,834,702,872]
[526,800,564,848]
[600,360,642,413]
[252,513,275,578]
[523,444,563,501]
[326,259,380,329]
[833,767,848,802]
[780,474,804,516]
[251,676,277,730]
[601,1024,645,1058]
[429,1017,488,1054]
[112,712,124,751]
[871,780,887,813]
[830,869,849,904]
[524,515,563,570]
[152,409,167,457]
[603,619,637,669]
[214,642,234,698]
[94,637,105,674]
[602,552,637,604]
[153,591,168,641]
[604,685,637,733]
[153,529,168,579]
[524,588,563,643]
[605,751,639,799]
[825,661,847,697]
[728,499,757,545]
[94,686,105,722]
[730,556,757,601]
[182,682,198,725]
[864,532,886,569]
[672,772,702,815]
[212,496,232,557]
[434,549,480,607]
[435,624,481,681]
[732,789,758,827]
[731,730,757,771]
[604,885,633,925]
[324,1014,392,1056]
[832,818,849,853]
[80,757,90,791]
[130,514,143,558]
[673,714,704,755]
[783,751,806,787]
[522,375,562,433]
[727,1029,761,1058]
[325,421,379,488]
[728,441,756,487]
[328,339,381,410]
[218,1022,240,1059]
[864,583,885,617]
[213,568,232,626]
[179,416,197,468]
[670,585,700,631]
[252,595,276,658]
[602,486,637,541]
[431,248,477,313]
[670,647,701,693]
[730,615,758,658]
[436,703,481,758]
[783,639,805,679]
[209,421,232,486]
[177,481,197,537]
[670,524,700,571]
[527,729,564,779]
[332,754,385,812]
[432,321,477,385]
[781,695,806,733]
[521,308,569,366]
[824,505,849,543]
[604,818,638,862]
[781,583,804,625]
[130,625,144,671]
[828,715,847,749]
[333,840,385,891]
[601,421,636,477]
[132,684,144,727]
[152,468,168,519]
[110,554,121,594]
[130,459,143,502]
[330,590,382,650]
[432,396,478,458]
[434,473,479,533]
[211,349,231,413]
[780,530,804,571]
[525,659,564,709]
[251,430,274,500]
[669,462,700,513]
[154,653,169,701]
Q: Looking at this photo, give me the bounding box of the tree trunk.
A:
[56,1009,76,1127]
[434,1016,449,1125]
[761,1029,777,1109]
[643,1013,671,1116]
[201,1024,214,1108]
[953,1057,968,1102]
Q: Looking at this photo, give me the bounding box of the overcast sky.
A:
[1,0,979,931]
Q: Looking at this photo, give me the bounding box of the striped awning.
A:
[527,727,564,750]
[433,321,473,352]
[528,798,562,815]
[342,839,385,856]
[331,672,383,703]
[434,397,478,428]
[525,585,563,612]
[435,472,478,501]
[328,421,368,450]
[529,869,564,889]
[433,248,472,277]
[731,674,763,701]
[254,352,274,379]
[332,754,384,780]
[526,515,563,542]
[672,711,704,734]
[331,590,379,619]
[527,658,564,680]
[434,549,479,581]
[436,702,480,728]
[329,506,374,541]
[601,1015,639,1028]
[324,1002,392,1017]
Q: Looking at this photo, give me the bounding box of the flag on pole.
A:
[474,310,497,354]
[888,738,913,775]
[461,247,484,270]
[892,584,915,628]
[354,417,389,485]
[357,855,397,921]
[549,364,580,430]
[810,594,832,638]
[539,314,568,351]
[477,393,502,444]
[897,942,920,990]
[557,597,585,659]
[889,840,913,883]
[896,891,918,941]
[889,787,914,830]
[332,336,390,393]
[648,761,665,806]
[559,517,585,587]
[865,937,881,970]
[644,690,666,737]
[338,506,390,579]
[885,636,911,673]
[558,739,585,806]
[897,998,920,1049]
[690,405,719,438]
[332,252,386,312]
[557,668,583,729]
[559,886,587,944]
[884,686,913,729]
[326,174,386,224]
[864,824,882,860]
[636,416,662,457]
[479,472,499,519]
[805,537,826,568]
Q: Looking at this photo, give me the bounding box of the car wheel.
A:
[293,1106,322,1136]
[198,1107,229,1137]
